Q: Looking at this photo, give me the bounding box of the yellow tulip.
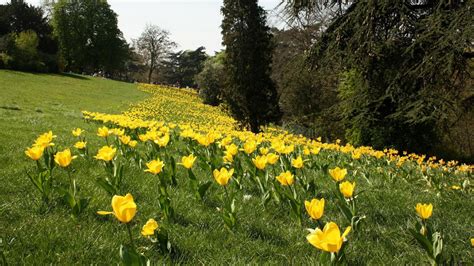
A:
[303,148,310,155]
[154,134,170,147]
[141,218,159,236]
[223,151,234,163]
[415,203,433,220]
[25,146,44,161]
[243,140,257,154]
[276,171,294,186]
[291,156,304,169]
[471,238,474,247]
[128,140,138,148]
[259,147,269,155]
[196,133,215,146]
[252,155,268,170]
[97,193,137,223]
[352,151,362,160]
[266,153,279,165]
[306,222,351,253]
[112,128,125,136]
[339,181,355,198]
[449,185,461,190]
[180,154,196,169]
[311,147,321,155]
[282,145,295,155]
[305,198,325,220]
[54,148,77,168]
[145,159,165,174]
[219,136,233,146]
[226,144,239,156]
[94,146,117,162]
[74,141,87,150]
[72,128,84,137]
[119,135,131,145]
[213,167,234,186]
[34,131,56,148]
[329,167,347,182]
[139,134,149,142]
[97,126,111,137]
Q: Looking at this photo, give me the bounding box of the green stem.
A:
[36,160,42,172]
[224,185,230,202]
[317,219,324,229]
[126,223,135,249]
[67,168,76,197]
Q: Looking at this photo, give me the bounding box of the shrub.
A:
[195,53,225,106]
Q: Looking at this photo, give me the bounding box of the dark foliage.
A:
[282,0,473,160]
[52,0,129,74]
[0,0,58,72]
[195,52,226,106]
[221,0,282,132]
[159,47,208,88]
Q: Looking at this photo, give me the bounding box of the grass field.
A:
[0,70,473,264]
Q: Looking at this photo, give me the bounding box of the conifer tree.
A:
[221,0,281,132]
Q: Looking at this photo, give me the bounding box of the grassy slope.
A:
[0,70,147,264]
[0,70,473,264]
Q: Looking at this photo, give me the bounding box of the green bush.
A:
[195,53,225,106]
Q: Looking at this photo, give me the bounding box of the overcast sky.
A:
[4,0,284,55]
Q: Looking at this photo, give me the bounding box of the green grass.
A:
[0,70,473,264]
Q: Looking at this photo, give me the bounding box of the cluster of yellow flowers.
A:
[24,83,473,262]
[82,84,473,175]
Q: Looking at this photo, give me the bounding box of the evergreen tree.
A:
[221,0,281,132]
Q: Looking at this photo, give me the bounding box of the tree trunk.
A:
[147,67,153,84]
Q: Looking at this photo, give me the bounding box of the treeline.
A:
[196,0,473,162]
[0,0,58,72]
[1,0,472,161]
[0,0,208,85]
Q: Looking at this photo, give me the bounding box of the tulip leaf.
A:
[187,169,197,181]
[409,228,434,258]
[120,244,148,266]
[198,181,212,199]
[432,232,443,262]
[336,201,353,223]
[156,229,172,253]
[95,177,117,195]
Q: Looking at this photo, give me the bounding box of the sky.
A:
[7,0,285,55]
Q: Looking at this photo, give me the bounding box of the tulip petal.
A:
[97,211,113,215]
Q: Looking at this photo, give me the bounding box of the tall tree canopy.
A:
[221,0,282,132]
[52,0,128,74]
[280,0,473,157]
[0,0,58,71]
[160,47,208,88]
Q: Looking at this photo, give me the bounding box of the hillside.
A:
[0,70,473,264]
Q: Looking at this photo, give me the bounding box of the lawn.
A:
[0,70,473,264]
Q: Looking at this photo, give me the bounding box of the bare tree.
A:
[134,24,175,84]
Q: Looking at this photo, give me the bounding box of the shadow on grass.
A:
[245,224,289,247]
[173,213,191,227]
[166,244,192,263]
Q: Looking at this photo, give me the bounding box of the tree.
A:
[195,52,226,106]
[52,0,129,73]
[134,24,175,84]
[159,46,208,87]
[221,0,282,132]
[0,0,58,72]
[281,0,474,158]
